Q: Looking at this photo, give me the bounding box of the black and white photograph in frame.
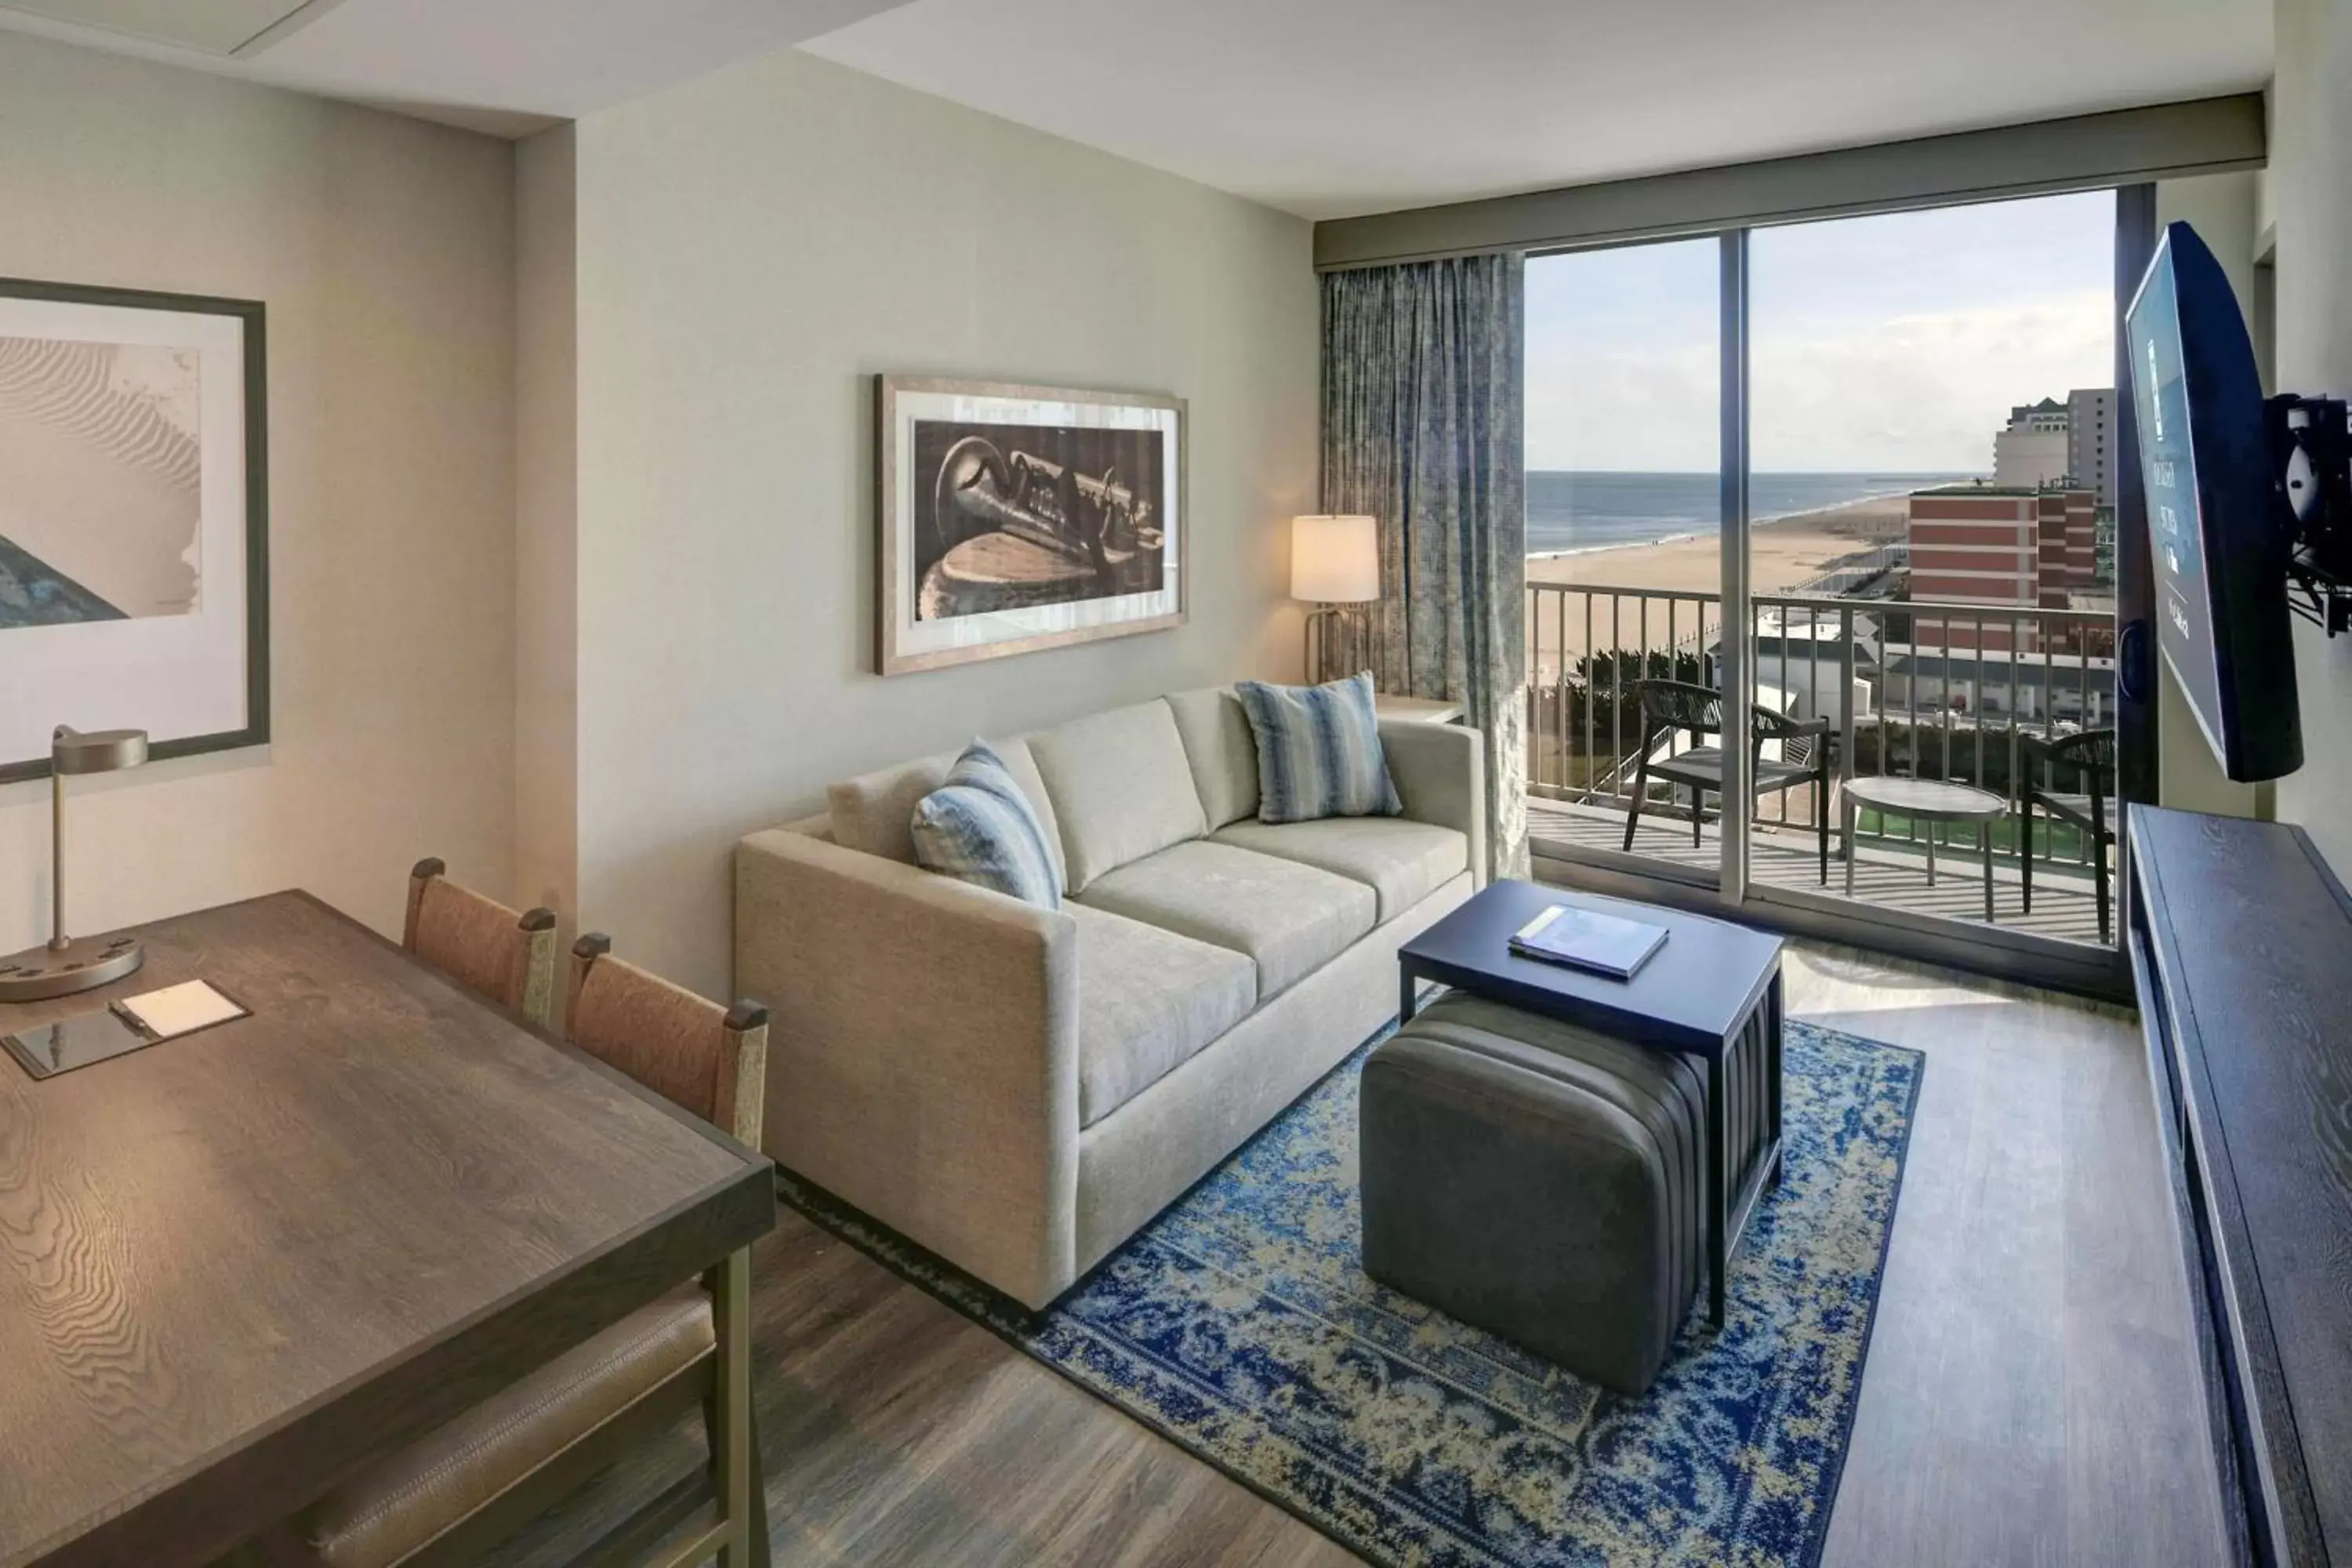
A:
[877,376,1185,675]
[0,278,267,782]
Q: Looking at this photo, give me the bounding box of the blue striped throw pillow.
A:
[1234,672,1403,824]
[910,741,1062,909]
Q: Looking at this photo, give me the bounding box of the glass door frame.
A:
[1527,195,2147,1000]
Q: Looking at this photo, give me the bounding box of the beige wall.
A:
[2270,0,2352,878]
[0,34,517,952]
[566,49,1319,996]
[515,125,579,928]
[2153,172,2267,820]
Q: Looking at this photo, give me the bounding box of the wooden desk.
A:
[0,892,776,1568]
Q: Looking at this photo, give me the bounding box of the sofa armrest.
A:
[735,828,1080,1308]
[1381,720,1488,887]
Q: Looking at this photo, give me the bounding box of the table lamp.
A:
[1293,514,1380,683]
[0,726,148,1001]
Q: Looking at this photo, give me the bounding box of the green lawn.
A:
[1853,806,2098,865]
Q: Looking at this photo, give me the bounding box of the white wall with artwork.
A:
[0,31,516,953]
[545,46,1320,995]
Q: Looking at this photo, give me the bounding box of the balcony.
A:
[1526,583,2117,948]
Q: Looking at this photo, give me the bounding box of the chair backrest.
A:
[1632,680,1725,740]
[403,858,558,1027]
[2035,728,2118,796]
[564,935,770,1146]
[1636,679,1810,760]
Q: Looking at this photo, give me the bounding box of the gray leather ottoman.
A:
[1361,992,1706,1395]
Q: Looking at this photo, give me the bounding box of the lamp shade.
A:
[1290,514,1380,603]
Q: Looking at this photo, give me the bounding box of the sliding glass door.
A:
[1523,237,1724,892]
[1526,190,2134,982]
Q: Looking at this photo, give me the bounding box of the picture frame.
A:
[0,277,269,782]
[877,375,1186,676]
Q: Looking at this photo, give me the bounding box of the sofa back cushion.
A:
[829,737,1067,891]
[1165,686,1260,829]
[1028,700,1207,893]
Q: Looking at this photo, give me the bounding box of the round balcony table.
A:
[1839,775,2010,922]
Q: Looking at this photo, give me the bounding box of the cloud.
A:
[1526,289,2114,473]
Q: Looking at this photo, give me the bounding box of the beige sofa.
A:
[735,688,1485,1308]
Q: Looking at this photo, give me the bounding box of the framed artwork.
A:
[877,376,1185,675]
[0,278,267,782]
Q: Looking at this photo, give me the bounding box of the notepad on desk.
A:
[112,979,249,1041]
[1509,903,1668,981]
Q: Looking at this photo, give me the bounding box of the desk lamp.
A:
[0,726,148,1000]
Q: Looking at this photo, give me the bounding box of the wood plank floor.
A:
[487,943,2223,1568]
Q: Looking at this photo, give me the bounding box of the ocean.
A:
[1526,471,1976,557]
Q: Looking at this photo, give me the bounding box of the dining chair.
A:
[272,935,773,1568]
[401,857,558,1029]
[2018,728,2117,943]
[1619,679,1835,882]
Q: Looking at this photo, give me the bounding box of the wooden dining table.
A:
[0,891,777,1568]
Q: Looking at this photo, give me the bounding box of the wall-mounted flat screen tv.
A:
[2124,220,2302,782]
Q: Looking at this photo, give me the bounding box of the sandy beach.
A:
[1527,493,1907,674]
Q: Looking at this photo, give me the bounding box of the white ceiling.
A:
[802,0,2274,219]
[0,0,317,54]
[0,0,916,136]
[0,0,2274,211]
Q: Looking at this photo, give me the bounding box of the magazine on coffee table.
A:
[1509,903,1669,981]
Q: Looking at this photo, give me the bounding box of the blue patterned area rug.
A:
[779,1019,1922,1567]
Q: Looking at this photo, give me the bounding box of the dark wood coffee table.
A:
[1398,879,1785,1327]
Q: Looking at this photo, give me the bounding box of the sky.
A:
[1523,190,2117,474]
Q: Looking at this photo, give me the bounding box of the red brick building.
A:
[1907,485,2096,649]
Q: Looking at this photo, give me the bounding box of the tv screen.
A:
[2124,220,2302,782]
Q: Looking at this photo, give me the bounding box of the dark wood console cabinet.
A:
[2129,806,2352,1568]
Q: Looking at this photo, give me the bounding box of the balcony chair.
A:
[1620,679,1835,882]
[2018,728,2116,943]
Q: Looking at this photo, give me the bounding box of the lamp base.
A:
[1304,604,1377,684]
[0,935,143,1001]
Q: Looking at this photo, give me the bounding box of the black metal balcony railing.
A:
[1526,583,2118,880]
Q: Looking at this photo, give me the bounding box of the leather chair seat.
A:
[288,1287,714,1567]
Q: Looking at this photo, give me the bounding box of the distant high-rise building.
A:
[1994,427,2071,488]
[1907,483,2096,650]
[2007,396,2070,433]
[2067,387,2117,508]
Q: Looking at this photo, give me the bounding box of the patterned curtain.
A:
[1322,254,1528,877]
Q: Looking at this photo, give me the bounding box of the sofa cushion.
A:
[1235,672,1402,823]
[1075,840,1376,1001]
[1027,701,1207,893]
[1165,686,1259,828]
[1070,904,1257,1128]
[1211,816,1468,924]
[911,742,1064,909]
[829,737,1066,891]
